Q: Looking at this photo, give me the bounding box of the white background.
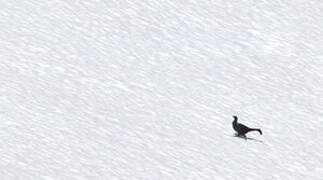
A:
[0,0,322,179]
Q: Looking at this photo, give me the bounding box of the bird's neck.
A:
[233,119,237,126]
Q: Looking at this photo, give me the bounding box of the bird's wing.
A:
[238,123,250,130]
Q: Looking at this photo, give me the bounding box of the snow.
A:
[0,0,322,179]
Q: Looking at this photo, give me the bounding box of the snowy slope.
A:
[0,0,322,179]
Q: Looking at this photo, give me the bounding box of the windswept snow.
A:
[0,0,322,179]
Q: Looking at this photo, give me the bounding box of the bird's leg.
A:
[237,134,247,140]
[242,134,247,140]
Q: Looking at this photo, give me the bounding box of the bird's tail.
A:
[249,128,262,135]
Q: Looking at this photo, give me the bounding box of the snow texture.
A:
[0,0,322,179]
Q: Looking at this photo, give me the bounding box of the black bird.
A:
[232,116,262,138]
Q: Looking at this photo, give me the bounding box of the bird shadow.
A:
[232,134,263,143]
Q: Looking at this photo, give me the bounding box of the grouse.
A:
[232,115,262,137]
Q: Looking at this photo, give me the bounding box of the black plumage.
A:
[232,116,262,137]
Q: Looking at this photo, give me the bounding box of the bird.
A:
[232,115,262,138]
